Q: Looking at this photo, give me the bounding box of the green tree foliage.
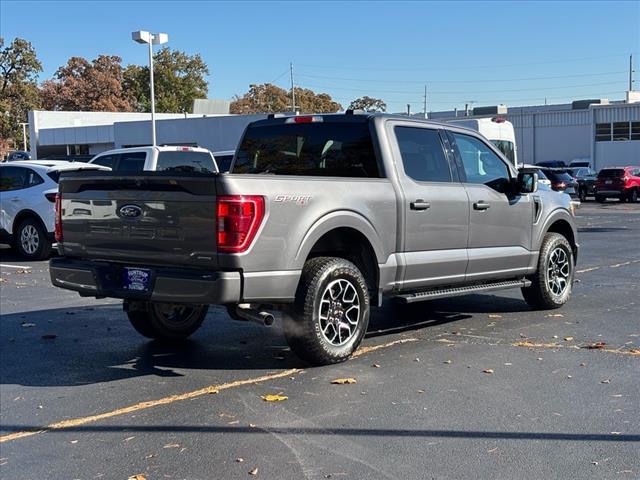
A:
[0,37,42,151]
[348,96,387,112]
[230,83,342,114]
[123,47,209,113]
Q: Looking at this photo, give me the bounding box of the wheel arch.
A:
[12,209,48,235]
[538,211,578,262]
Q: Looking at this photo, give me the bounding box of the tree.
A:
[348,96,386,112]
[41,55,133,112]
[230,83,342,114]
[123,47,209,113]
[0,37,42,153]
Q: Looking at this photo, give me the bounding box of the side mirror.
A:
[517,169,538,194]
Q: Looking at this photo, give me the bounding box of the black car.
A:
[540,168,579,198]
[536,160,567,169]
[569,167,597,201]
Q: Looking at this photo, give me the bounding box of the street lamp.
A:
[131,30,169,146]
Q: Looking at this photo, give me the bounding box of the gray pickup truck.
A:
[50,112,578,365]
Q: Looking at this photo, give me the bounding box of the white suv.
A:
[89,146,218,173]
[0,161,109,260]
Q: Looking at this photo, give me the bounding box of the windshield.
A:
[490,139,515,165]
[234,122,381,177]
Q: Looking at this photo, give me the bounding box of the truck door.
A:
[389,123,469,290]
[448,131,533,281]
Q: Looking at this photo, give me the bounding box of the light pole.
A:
[19,122,28,150]
[132,31,168,146]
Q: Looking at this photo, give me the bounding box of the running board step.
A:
[396,279,532,304]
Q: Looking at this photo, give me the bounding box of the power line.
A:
[296,53,638,72]
[297,80,625,95]
[295,70,627,85]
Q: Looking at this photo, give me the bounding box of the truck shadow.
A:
[1,294,531,388]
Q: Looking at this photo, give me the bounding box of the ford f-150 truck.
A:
[50,112,578,365]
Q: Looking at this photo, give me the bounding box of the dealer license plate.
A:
[122,267,151,292]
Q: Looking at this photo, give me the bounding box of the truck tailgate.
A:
[58,172,218,269]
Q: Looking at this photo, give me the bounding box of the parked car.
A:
[51,113,578,366]
[594,166,640,203]
[541,168,579,198]
[536,160,567,169]
[5,151,31,162]
[568,167,597,202]
[211,150,235,172]
[0,161,110,260]
[89,146,218,173]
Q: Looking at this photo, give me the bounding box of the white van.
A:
[448,117,518,166]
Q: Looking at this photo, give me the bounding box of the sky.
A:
[1,0,639,113]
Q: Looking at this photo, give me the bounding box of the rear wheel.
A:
[284,257,370,366]
[126,301,208,341]
[522,232,574,310]
[628,188,638,203]
[15,217,51,260]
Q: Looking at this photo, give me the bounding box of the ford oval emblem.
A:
[119,204,143,218]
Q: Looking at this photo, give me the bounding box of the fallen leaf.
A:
[236,458,244,463]
[417,389,425,394]
[582,342,606,349]
[628,348,640,356]
[21,322,36,328]
[206,387,219,394]
[145,454,156,459]
[564,336,574,342]
[228,420,240,425]
[128,475,146,480]
[591,461,599,466]
[414,358,420,362]
[372,363,380,368]
[249,467,259,475]
[487,447,499,453]
[482,369,494,374]
[567,375,572,379]
[488,314,502,319]
[70,440,78,444]
[0,278,7,283]
[331,378,357,385]
[545,313,564,318]
[601,379,611,384]
[163,443,180,449]
[248,423,256,428]
[261,394,288,402]
[444,360,452,364]
[124,436,135,442]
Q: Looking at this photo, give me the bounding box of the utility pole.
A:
[19,122,28,151]
[290,62,296,113]
[406,104,411,116]
[423,85,428,119]
[630,54,635,91]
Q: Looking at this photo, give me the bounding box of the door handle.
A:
[410,200,430,211]
[473,201,491,211]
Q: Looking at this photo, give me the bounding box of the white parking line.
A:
[0,264,32,270]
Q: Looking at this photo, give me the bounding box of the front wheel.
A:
[522,232,574,310]
[126,301,208,341]
[284,257,370,366]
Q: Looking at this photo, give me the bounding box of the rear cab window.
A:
[234,121,381,177]
[156,151,217,174]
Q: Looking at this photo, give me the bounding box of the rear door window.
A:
[395,127,452,182]
[91,154,117,169]
[235,122,381,177]
[156,151,216,174]
[117,152,146,171]
[0,166,28,191]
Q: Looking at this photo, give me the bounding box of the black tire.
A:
[126,301,208,341]
[628,188,638,203]
[522,232,574,310]
[595,195,605,203]
[15,217,51,260]
[284,257,370,366]
[578,188,587,203]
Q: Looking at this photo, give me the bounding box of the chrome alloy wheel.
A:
[547,247,571,296]
[319,279,361,346]
[20,224,40,255]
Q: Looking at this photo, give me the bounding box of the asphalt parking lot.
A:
[1,201,639,480]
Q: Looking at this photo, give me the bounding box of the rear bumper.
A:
[49,257,241,304]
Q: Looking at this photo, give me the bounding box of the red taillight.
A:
[554,182,567,189]
[216,195,265,253]
[54,194,63,242]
